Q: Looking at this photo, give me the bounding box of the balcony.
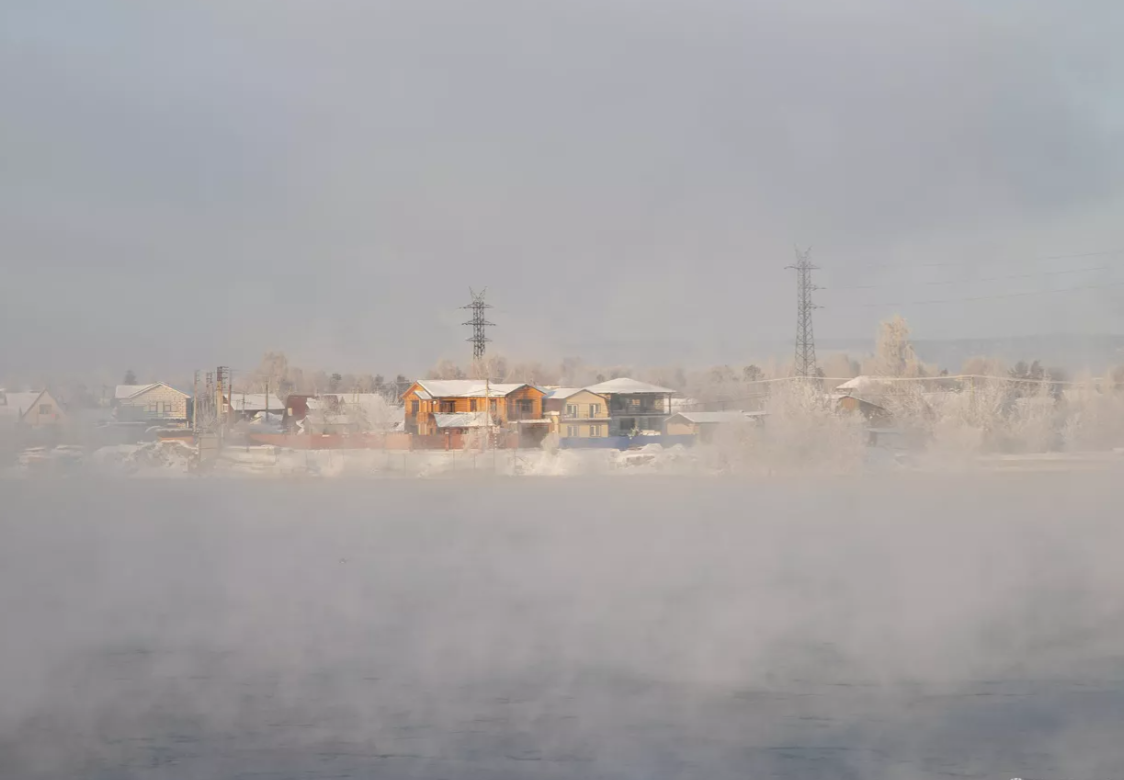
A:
[609,402,669,417]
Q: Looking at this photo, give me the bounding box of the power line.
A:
[848,248,1124,271]
[828,279,1124,310]
[828,265,1111,291]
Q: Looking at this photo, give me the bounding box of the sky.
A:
[2,0,1124,378]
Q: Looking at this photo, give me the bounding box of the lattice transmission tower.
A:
[787,247,820,378]
[462,288,495,360]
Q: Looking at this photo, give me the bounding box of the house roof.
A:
[669,411,767,424]
[584,378,674,395]
[411,380,530,400]
[318,393,404,430]
[229,394,285,413]
[115,383,189,400]
[545,387,592,400]
[116,384,159,400]
[1,391,46,415]
[433,411,491,429]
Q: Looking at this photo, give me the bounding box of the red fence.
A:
[245,432,520,451]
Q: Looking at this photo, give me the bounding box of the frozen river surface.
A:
[2,475,1123,779]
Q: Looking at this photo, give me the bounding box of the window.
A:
[410,401,419,415]
[589,403,601,416]
[566,425,577,437]
[565,404,578,418]
[469,399,478,411]
[39,404,52,415]
[589,424,601,437]
[489,400,497,413]
[441,401,456,413]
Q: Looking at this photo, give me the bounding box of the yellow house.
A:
[115,383,190,424]
[665,410,766,442]
[544,388,610,438]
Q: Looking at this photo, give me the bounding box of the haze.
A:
[4,476,1124,779]
[3,0,1124,378]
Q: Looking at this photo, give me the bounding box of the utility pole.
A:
[216,366,230,442]
[192,370,200,437]
[787,246,820,378]
[462,288,494,361]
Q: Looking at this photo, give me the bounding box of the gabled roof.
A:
[669,411,768,424]
[433,411,491,429]
[0,390,47,419]
[229,394,285,413]
[116,384,159,400]
[584,378,675,395]
[115,383,189,400]
[408,380,532,400]
[545,387,590,400]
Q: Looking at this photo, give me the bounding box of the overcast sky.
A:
[2,0,1123,378]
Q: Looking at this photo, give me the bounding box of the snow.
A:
[229,394,284,413]
[1,391,44,414]
[543,387,585,400]
[415,380,529,398]
[584,378,675,395]
[115,384,160,400]
[433,412,491,429]
[670,411,766,424]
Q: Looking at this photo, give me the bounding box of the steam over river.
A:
[3,475,1123,778]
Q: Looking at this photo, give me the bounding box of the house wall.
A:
[665,419,698,436]
[605,393,672,435]
[402,384,546,436]
[17,391,66,427]
[561,421,610,438]
[556,390,609,438]
[118,385,188,421]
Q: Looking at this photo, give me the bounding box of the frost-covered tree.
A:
[863,315,925,377]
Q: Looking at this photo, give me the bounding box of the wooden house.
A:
[0,389,66,428]
[665,410,766,442]
[400,380,546,436]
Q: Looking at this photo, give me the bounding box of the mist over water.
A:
[3,475,1123,779]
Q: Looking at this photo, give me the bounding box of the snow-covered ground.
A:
[5,439,1123,480]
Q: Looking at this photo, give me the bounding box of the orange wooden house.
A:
[400,380,547,437]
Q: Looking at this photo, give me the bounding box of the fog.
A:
[3,476,1123,778]
[3,1,1124,376]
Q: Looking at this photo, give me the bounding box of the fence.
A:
[559,434,696,450]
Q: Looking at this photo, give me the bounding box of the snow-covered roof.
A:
[836,376,905,393]
[1,391,45,413]
[584,378,674,395]
[413,380,530,399]
[322,393,403,431]
[544,387,587,400]
[670,411,767,424]
[116,384,159,400]
[115,383,188,400]
[229,394,284,413]
[433,411,491,429]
